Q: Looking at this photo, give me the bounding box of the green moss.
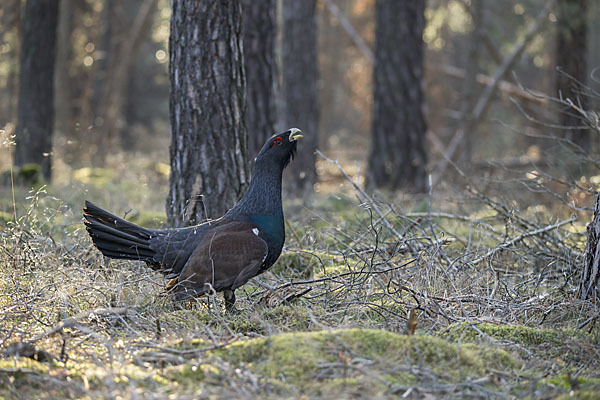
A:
[270,252,315,278]
[0,357,50,375]
[18,164,43,185]
[164,336,211,352]
[547,374,580,390]
[554,391,600,400]
[312,253,361,277]
[67,360,163,391]
[1,164,44,188]
[176,328,520,394]
[544,374,600,392]
[161,363,206,389]
[445,322,589,346]
[226,304,311,334]
[0,358,49,399]
[270,249,354,280]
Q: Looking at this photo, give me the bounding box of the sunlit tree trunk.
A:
[241,0,277,157]
[281,0,318,193]
[167,0,248,227]
[368,0,427,192]
[14,0,59,182]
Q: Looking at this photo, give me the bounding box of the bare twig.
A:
[319,0,374,64]
[439,65,548,106]
[432,0,555,185]
[29,307,129,343]
[470,216,576,265]
[316,150,406,242]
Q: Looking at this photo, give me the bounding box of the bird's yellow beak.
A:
[289,128,303,141]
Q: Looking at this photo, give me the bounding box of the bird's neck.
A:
[228,163,283,218]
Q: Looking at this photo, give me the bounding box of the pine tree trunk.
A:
[241,0,277,157]
[55,0,75,144]
[458,0,485,164]
[581,193,600,300]
[368,0,427,192]
[167,0,248,228]
[281,0,319,193]
[6,0,22,126]
[14,0,59,182]
[556,0,588,148]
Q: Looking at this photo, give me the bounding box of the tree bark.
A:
[167,0,248,228]
[14,0,59,182]
[556,0,589,148]
[581,193,600,300]
[368,0,427,192]
[241,0,277,158]
[281,0,319,193]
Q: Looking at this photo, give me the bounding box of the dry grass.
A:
[1,160,599,399]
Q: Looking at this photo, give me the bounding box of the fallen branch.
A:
[439,65,548,106]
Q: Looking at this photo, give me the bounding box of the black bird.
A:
[83,128,303,309]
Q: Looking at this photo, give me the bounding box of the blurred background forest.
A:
[3,2,600,397]
[1,0,598,208]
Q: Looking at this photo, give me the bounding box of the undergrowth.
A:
[1,163,599,399]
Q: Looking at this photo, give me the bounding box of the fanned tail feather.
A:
[83,200,156,261]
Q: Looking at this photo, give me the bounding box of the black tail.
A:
[83,201,156,262]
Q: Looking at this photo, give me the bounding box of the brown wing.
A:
[170,221,268,301]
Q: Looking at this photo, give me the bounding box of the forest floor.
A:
[0,158,599,399]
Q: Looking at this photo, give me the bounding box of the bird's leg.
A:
[223,289,237,312]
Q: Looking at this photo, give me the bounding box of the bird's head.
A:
[255,128,303,170]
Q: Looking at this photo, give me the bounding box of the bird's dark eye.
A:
[272,137,283,147]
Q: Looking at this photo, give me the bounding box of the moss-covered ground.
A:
[1,164,599,399]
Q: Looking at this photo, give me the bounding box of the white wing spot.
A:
[252,228,259,236]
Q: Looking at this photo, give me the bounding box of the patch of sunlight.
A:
[447,0,472,33]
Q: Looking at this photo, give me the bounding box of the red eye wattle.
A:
[272,137,283,146]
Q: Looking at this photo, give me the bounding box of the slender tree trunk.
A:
[241,0,277,157]
[368,0,427,192]
[14,0,59,182]
[581,193,600,300]
[458,0,485,164]
[167,0,248,227]
[98,0,158,156]
[556,0,589,148]
[6,0,22,126]
[55,0,74,142]
[281,0,319,193]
